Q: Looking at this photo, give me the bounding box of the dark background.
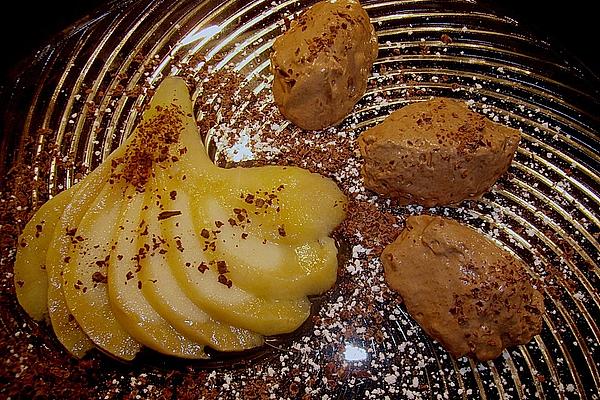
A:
[0,0,598,83]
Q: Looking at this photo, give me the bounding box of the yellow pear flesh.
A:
[14,189,73,322]
[61,180,141,361]
[160,186,312,335]
[45,174,113,359]
[138,173,264,352]
[107,186,206,358]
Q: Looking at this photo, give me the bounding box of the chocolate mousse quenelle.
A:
[270,0,378,130]
[358,98,522,206]
[381,215,545,361]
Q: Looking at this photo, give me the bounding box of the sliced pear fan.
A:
[107,185,206,358]
[61,180,142,360]
[139,172,264,352]
[157,172,312,335]
[13,76,347,360]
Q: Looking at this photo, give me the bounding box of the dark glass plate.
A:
[1,0,598,398]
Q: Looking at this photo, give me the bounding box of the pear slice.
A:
[195,196,338,299]
[45,168,116,359]
[149,79,218,175]
[61,180,141,361]
[45,207,95,358]
[215,166,347,245]
[14,189,74,322]
[161,184,311,335]
[107,185,207,358]
[137,173,264,352]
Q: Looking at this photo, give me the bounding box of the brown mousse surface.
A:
[271,0,378,130]
[358,98,521,206]
[381,215,545,361]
